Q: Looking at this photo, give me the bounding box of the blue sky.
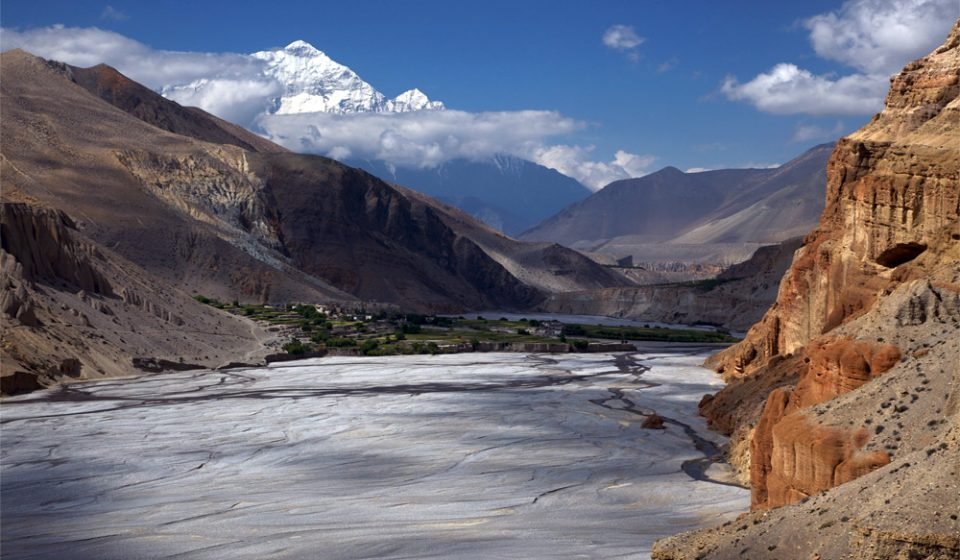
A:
[2,0,957,187]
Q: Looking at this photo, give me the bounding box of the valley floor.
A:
[1,349,747,559]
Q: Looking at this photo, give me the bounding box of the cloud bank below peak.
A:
[0,25,653,190]
[722,0,956,116]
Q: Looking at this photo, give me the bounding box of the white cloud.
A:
[685,162,779,174]
[260,110,655,189]
[259,109,582,167]
[721,64,887,115]
[722,0,956,116]
[526,145,656,190]
[0,25,267,90]
[1,24,656,189]
[100,5,128,21]
[165,78,282,130]
[805,0,957,74]
[602,24,644,50]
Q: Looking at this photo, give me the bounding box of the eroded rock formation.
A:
[0,200,265,394]
[1,202,113,296]
[710,27,959,378]
[750,338,900,509]
[654,20,960,560]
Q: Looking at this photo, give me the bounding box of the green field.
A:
[192,298,739,357]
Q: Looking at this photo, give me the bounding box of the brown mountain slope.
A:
[2,48,629,314]
[69,59,630,299]
[653,20,960,560]
[1,49,352,306]
[2,50,625,317]
[64,61,287,154]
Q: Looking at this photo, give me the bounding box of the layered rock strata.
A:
[654,21,960,560]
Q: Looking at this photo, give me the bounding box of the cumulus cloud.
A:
[603,25,644,50]
[722,0,956,116]
[164,79,282,130]
[525,145,656,190]
[1,24,655,189]
[260,111,655,189]
[721,64,887,115]
[259,109,581,167]
[805,0,957,74]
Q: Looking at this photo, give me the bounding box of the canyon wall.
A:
[710,25,959,379]
[654,21,960,560]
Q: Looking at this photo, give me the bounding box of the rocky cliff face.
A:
[711,26,959,379]
[0,200,266,394]
[654,21,960,560]
[1,203,114,297]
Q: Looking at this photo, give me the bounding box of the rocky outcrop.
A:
[0,200,267,395]
[654,21,960,560]
[715,20,960,505]
[115,148,289,260]
[1,202,113,296]
[750,338,900,509]
[710,24,960,379]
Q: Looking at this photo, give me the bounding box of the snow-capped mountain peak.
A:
[251,40,386,114]
[251,39,444,115]
[283,39,322,55]
[161,39,445,118]
[391,88,445,112]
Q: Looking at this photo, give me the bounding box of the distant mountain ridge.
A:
[350,155,593,235]
[521,143,833,264]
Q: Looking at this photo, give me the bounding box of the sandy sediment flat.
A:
[1,350,748,559]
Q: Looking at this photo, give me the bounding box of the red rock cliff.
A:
[705,21,960,512]
[709,25,959,380]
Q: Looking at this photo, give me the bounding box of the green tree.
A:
[282,339,308,355]
[360,339,380,355]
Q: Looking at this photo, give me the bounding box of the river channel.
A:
[1,348,748,559]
